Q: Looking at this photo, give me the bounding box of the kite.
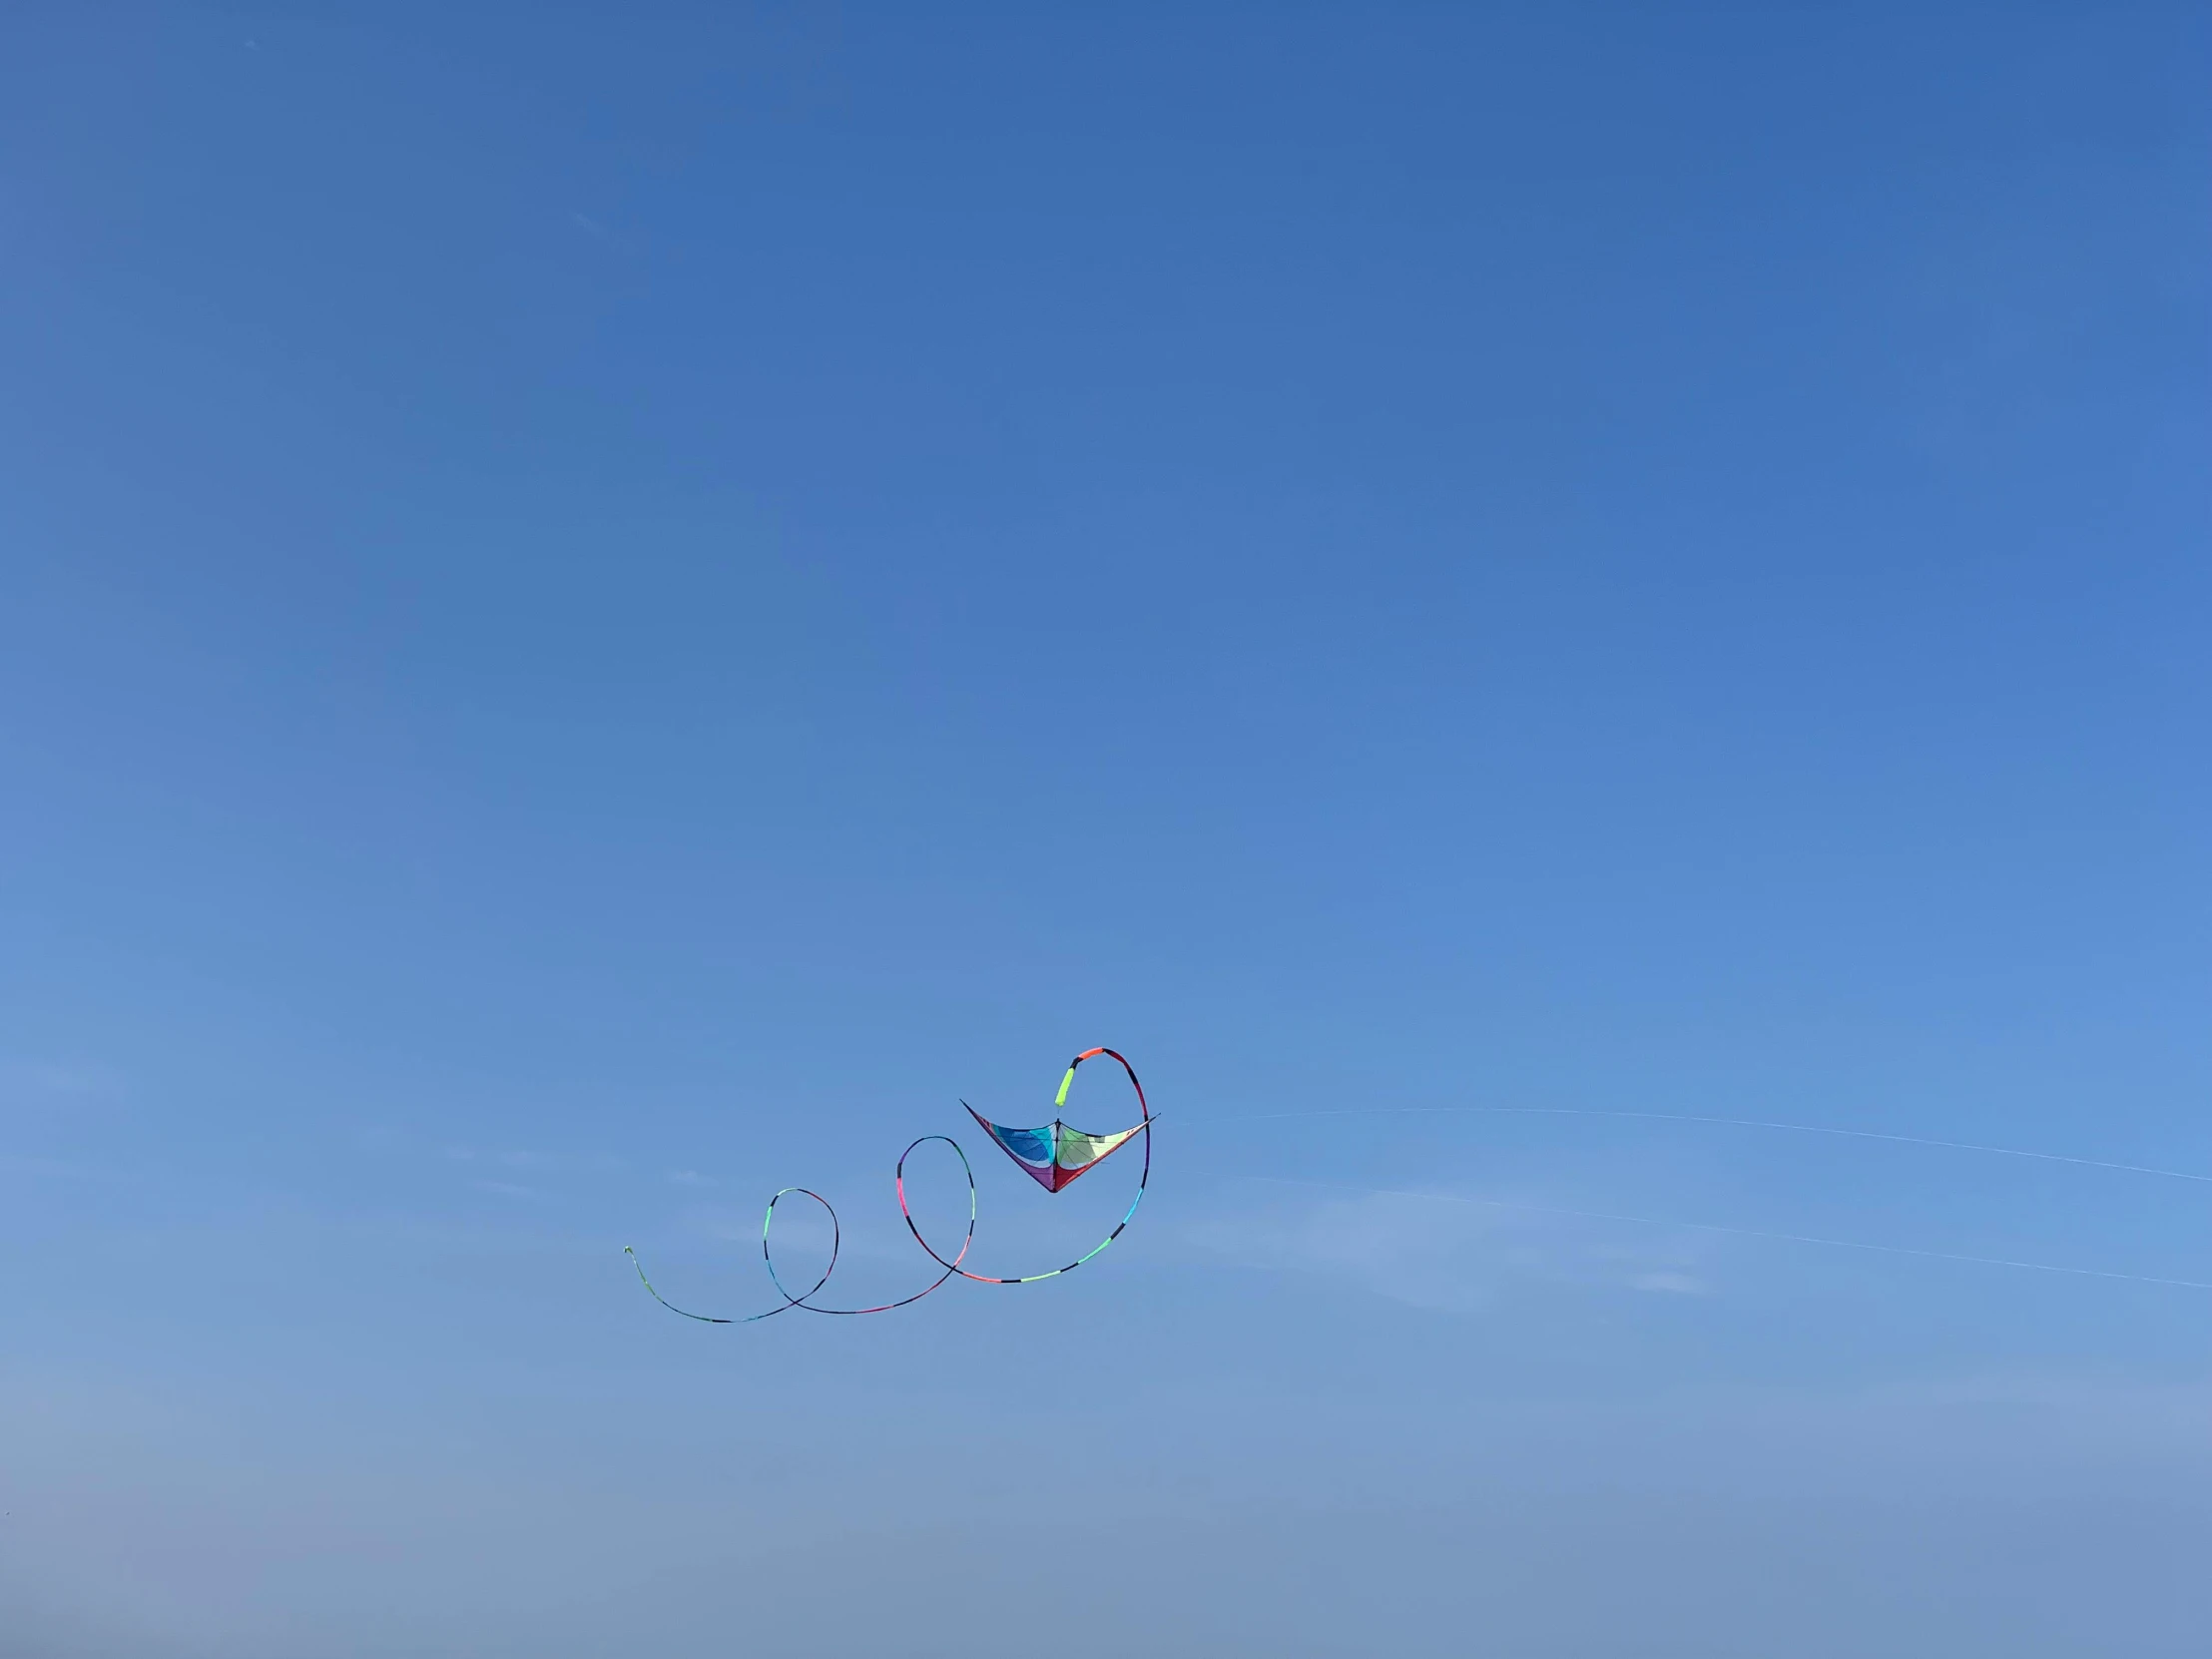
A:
[627,1046,1153,1323]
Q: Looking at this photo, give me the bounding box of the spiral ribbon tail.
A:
[626,1244,745,1325]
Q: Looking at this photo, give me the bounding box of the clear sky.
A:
[3,5,2207,1655]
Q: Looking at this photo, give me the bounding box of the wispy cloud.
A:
[0,1154,135,1183]
[1210,1174,2212,1298]
[1628,1271,1710,1296]
[432,1142,624,1176]
[470,1180,545,1200]
[0,1060,122,1103]
[1186,1177,1712,1311]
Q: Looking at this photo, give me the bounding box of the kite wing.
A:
[1053,1122,1144,1185]
[966,1107,1059,1191]
[964,1104,1145,1193]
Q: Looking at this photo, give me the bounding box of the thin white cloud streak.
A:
[1628,1271,1709,1295]
[1186,1182,1708,1309]
[1242,1175,2212,1292]
[0,1059,122,1102]
[471,1180,545,1200]
[1214,1105,2212,1184]
[0,1154,133,1182]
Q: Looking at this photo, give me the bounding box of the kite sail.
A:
[627,1045,1153,1323]
[963,1052,1148,1193]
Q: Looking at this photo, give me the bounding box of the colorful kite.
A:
[627,1046,1153,1323]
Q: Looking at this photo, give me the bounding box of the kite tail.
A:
[625,1245,745,1325]
[627,1142,980,1321]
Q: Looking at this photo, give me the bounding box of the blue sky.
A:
[2,4,2206,1654]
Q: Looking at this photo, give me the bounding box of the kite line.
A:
[627,1046,1153,1324]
